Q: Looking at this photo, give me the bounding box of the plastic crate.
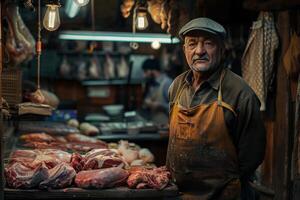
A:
[1,68,22,108]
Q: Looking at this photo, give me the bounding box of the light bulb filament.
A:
[48,10,56,28]
[137,16,145,29]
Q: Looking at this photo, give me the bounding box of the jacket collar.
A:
[184,67,224,91]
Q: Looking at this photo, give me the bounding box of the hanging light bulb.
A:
[43,3,61,31]
[74,0,90,7]
[136,6,148,30]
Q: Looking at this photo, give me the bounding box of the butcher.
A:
[166,18,266,200]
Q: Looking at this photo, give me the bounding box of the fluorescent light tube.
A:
[59,31,180,44]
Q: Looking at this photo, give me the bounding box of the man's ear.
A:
[182,44,185,54]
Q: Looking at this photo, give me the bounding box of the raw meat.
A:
[39,163,76,189]
[127,166,170,190]
[23,141,68,151]
[75,167,129,188]
[84,149,119,159]
[83,149,126,170]
[4,3,35,67]
[9,149,72,169]
[20,132,56,143]
[66,133,107,148]
[70,153,85,172]
[5,162,48,189]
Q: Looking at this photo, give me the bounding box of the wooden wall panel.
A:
[272,11,292,200]
[262,118,274,188]
[0,0,4,199]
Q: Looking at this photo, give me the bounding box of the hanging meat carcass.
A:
[117,56,129,78]
[4,3,35,67]
[104,54,116,79]
[166,0,180,36]
[88,56,101,79]
[160,0,170,30]
[159,0,189,37]
[121,0,135,18]
[147,0,164,24]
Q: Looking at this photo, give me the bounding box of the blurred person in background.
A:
[141,58,172,125]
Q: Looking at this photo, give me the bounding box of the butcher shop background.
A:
[1,0,300,200]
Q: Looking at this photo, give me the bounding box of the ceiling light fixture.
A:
[59,31,180,44]
[136,6,148,30]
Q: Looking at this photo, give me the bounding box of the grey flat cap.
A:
[179,18,226,40]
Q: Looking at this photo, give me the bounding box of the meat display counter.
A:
[1,121,179,200]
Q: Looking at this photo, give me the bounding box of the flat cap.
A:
[179,18,226,40]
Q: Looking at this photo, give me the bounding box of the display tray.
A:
[18,121,79,135]
[4,185,179,200]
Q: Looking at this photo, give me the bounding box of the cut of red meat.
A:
[8,149,72,169]
[66,133,107,148]
[84,149,118,159]
[20,133,56,143]
[70,153,85,172]
[5,162,48,189]
[83,155,125,170]
[83,149,126,170]
[39,163,76,189]
[75,167,129,189]
[127,166,170,190]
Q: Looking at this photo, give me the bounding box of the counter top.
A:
[5,185,179,200]
[97,133,169,141]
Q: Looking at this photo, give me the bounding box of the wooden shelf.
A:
[57,51,130,57]
[81,79,142,86]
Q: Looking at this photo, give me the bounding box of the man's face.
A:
[143,70,156,85]
[183,31,223,73]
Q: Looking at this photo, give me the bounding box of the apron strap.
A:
[217,69,237,117]
[220,102,237,117]
[174,81,187,105]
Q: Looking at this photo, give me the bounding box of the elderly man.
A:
[166,18,266,199]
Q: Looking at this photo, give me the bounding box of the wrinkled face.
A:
[183,31,223,73]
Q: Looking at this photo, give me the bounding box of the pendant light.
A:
[43,0,61,31]
[136,6,148,30]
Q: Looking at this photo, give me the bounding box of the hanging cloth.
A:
[292,75,300,178]
[283,31,300,79]
[241,12,279,111]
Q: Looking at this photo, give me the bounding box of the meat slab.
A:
[75,167,129,189]
[127,166,170,190]
[39,163,76,189]
[5,162,48,189]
